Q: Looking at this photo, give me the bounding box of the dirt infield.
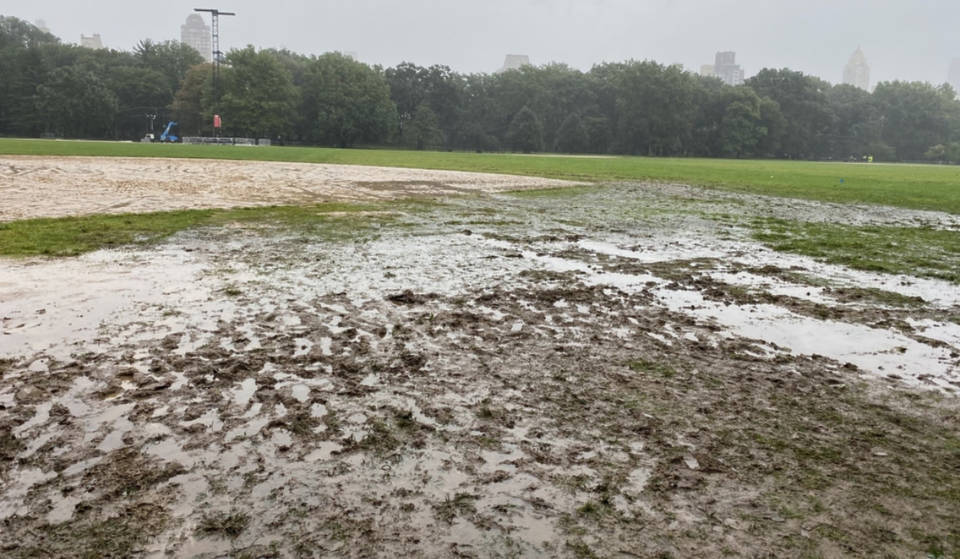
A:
[0,156,579,221]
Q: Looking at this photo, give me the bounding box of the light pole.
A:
[194,8,235,137]
[145,112,157,140]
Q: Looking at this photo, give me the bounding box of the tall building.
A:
[843,47,870,90]
[181,14,212,62]
[701,52,744,85]
[948,58,960,97]
[80,34,103,49]
[713,51,744,86]
[498,54,531,73]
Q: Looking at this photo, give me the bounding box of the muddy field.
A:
[0,156,578,221]
[1,175,959,558]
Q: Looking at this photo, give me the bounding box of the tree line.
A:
[3,15,960,162]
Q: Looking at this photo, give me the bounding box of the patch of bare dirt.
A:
[0,155,579,221]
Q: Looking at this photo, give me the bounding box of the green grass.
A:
[3,138,960,214]
[197,510,250,539]
[753,218,960,283]
[628,359,678,378]
[0,202,387,256]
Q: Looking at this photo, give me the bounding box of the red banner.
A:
[213,114,222,129]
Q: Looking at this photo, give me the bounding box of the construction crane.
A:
[159,121,179,143]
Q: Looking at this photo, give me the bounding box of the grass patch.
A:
[4,138,960,214]
[433,493,478,524]
[197,509,250,539]
[221,285,244,297]
[509,185,603,199]
[628,359,677,378]
[5,501,170,559]
[831,286,927,307]
[752,218,960,283]
[355,419,402,455]
[0,202,390,257]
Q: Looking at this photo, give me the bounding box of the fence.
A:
[181,137,272,146]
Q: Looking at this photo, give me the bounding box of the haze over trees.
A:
[2,15,960,162]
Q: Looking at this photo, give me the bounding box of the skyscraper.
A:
[706,52,744,86]
[498,54,531,73]
[843,47,870,90]
[80,34,103,49]
[181,14,212,62]
[948,58,960,97]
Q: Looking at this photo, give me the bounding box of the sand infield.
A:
[0,155,579,221]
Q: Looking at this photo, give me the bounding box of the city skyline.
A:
[4,0,959,86]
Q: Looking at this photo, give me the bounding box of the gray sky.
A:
[5,0,958,85]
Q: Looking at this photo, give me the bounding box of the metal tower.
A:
[194,8,235,133]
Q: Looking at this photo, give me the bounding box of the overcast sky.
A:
[4,0,958,85]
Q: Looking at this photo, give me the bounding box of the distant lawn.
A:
[2,138,960,214]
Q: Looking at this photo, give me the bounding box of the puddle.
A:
[0,468,56,520]
[0,248,210,359]
[290,383,311,402]
[232,378,257,407]
[47,495,83,524]
[655,288,958,388]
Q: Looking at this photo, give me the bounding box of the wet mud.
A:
[1,181,959,558]
[0,156,579,222]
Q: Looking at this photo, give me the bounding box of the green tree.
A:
[582,114,612,154]
[506,64,596,151]
[554,112,589,153]
[35,66,117,138]
[747,68,834,159]
[482,64,597,152]
[404,103,444,150]
[107,66,173,139]
[0,15,59,49]
[597,61,701,155]
[873,81,959,160]
[134,39,204,95]
[754,97,786,157]
[455,73,502,151]
[172,63,213,136]
[220,47,299,138]
[507,106,543,153]
[719,87,767,157]
[385,62,464,147]
[825,84,881,159]
[0,16,61,135]
[687,75,728,157]
[300,53,396,147]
